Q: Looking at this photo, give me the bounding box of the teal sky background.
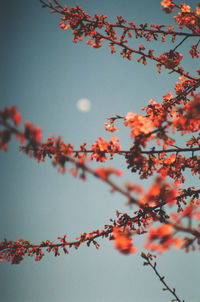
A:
[0,1,199,302]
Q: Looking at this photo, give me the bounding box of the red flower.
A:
[13,112,22,127]
[158,51,183,69]
[113,227,137,255]
[161,0,175,13]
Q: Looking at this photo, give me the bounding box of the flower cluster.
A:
[139,176,177,207]
[113,226,137,254]
[145,224,183,253]
[157,51,183,69]
[161,0,175,14]
[0,106,23,151]
[124,112,154,136]
[90,136,121,161]
[174,9,200,35]
[124,112,155,147]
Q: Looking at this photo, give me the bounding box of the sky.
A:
[0,0,199,302]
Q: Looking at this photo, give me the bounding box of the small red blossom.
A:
[182,204,195,217]
[163,92,173,101]
[104,123,118,132]
[124,182,143,194]
[110,136,120,144]
[196,7,200,15]
[124,112,154,137]
[59,22,70,30]
[161,0,175,13]
[13,112,22,127]
[189,45,199,58]
[180,4,191,13]
[95,166,123,179]
[113,227,137,255]
[24,121,42,143]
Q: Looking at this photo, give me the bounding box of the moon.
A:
[76,98,91,112]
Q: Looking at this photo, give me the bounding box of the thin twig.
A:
[173,36,189,52]
[141,252,185,302]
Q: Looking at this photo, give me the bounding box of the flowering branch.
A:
[40,0,199,80]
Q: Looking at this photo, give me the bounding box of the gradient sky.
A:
[0,1,199,302]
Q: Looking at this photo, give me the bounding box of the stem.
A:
[141,253,185,302]
[172,36,189,51]
[111,23,200,38]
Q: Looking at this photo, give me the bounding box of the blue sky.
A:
[0,0,199,302]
